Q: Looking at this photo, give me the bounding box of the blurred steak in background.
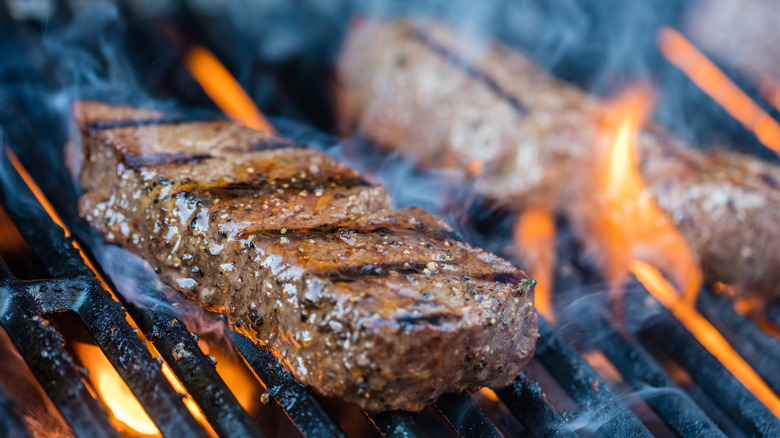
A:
[334,18,780,299]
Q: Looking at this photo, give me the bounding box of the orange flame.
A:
[475,387,500,403]
[630,261,780,418]
[72,342,159,436]
[658,27,780,156]
[185,47,274,134]
[157,361,217,437]
[196,338,260,415]
[0,204,34,261]
[580,86,701,304]
[513,207,556,323]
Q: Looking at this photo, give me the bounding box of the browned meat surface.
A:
[334,18,780,298]
[74,101,538,411]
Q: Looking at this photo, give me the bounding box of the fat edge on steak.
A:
[335,18,780,299]
[73,101,538,411]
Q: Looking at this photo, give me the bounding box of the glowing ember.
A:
[630,260,780,418]
[72,342,159,436]
[513,207,556,323]
[475,387,500,402]
[658,27,780,156]
[186,46,274,134]
[577,86,701,305]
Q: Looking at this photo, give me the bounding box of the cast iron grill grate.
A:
[2,2,780,437]
[3,129,780,436]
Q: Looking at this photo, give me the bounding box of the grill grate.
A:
[2,3,780,437]
[2,123,771,436]
[0,132,643,438]
[3,102,780,438]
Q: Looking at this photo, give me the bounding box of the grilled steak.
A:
[335,18,780,298]
[74,101,538,411]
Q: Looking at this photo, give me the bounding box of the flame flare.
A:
[658,27,780,156]
[72,342,159,436]
[186,46,274,134]
[514,207,556,323]
[578,86,702,304]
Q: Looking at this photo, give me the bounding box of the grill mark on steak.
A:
[86,116,211,130]
[249,224,463,244]
[321,261,521,286]
[413,30,530,117]
[397,313,461,326]
[186,175,372,204]
[221,139,301,153]
[123,152,214,169]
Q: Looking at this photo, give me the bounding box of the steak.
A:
[74,101,538,411]
[334,18,780,299]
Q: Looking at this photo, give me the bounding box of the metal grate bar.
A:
[434,392,502,438]
[230,332,347,438]
[0,160,208,438]
[767,304,780,332]
[365,410,431,438]
[630,284,780,437]
[494,373,576,438]
[0,384,29,438]
[696,287,780,395]
[564,298,726,437]
[123,298,265,438]
[0,267,118,438]
[535,317,652,437]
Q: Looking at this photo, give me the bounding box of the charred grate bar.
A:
[365,409,431,438]
[434,392,502,438]
[625,283,780,437]
[561,297,725,437]
[535,317,652,437]
[695,287,780,395]
[0,268,119,438]
[229,332,347,438]
[494,373,577,438]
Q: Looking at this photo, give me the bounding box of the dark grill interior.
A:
[2,1,780,437]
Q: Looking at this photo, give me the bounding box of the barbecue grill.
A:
[2,1,780,437]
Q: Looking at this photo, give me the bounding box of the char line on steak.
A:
[73,101,538,411]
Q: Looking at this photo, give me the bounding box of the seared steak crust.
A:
[335,18,780,298]
[74,101,538,411]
